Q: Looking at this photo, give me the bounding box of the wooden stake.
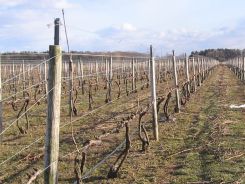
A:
[44,60,48,96]
[192,57,197,92]
[44,18,62,184]
[79,59,84,81]
[185,54,190,92]
[22,60,26,97]
[108,56,113,101]
[54,18,60,45]
[131,58,135,91]
[201,58,204,80]
[149,45,158,141]
[96,61,98,83]
[69,56,73,117]
[197,57,201,86]
[44,45,62,184]
[172,50,180,113]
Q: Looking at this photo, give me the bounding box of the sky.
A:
[1,0,245,55]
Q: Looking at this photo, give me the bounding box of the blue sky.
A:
[1,0,245,55]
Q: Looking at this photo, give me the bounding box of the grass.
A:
[0,66,244,183]
[91,66,245,184]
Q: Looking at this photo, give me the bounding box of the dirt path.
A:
[96,65,245,184]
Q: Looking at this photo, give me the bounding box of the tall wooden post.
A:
[22,60,26,97]
[54,18,60,45]
[17,64,21,85]
[27,64,30,90]
[237,58,239,77]
[108,56,113,101]
[192,57,197,92]
[79,59,84,81]
[239,57,242,80]
[12,61,15,78]
[149,45,158,141]
[64,61,67,78]
[121,59,124,75]
[44,61,48,96]
[197,57,201,86]
[3,65,6,78]
[105,58,108,82]
[44,45,62,184]
[172,50,180,113]
[95,61,98,83]
[69,56,73,117]
[185,54,190,93]
[44,18,62,184]
[136,59,139,81]
[131,58,135,91]
[201,58,204,80]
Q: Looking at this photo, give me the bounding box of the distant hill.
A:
[70,51,148,57]
[1,51,148,64]
[191,49,243,62]
[2,51,148,57]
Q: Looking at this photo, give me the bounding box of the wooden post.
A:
[201,58,204,81]
[167,59,170,74]
[105,58,108,82]
[192,57,197,92]
[185,54,190,92]
[131,58,135,91]
[79,59,83,81]
[44,45,62,184]
[28,64,31,89]
[136,59,139,81]
[108,56,113,101]
[69,56,73,117]
[18,63,21,85]
[149,45,158,141]
[237,58,239,78]
[197,57,201,86]
[12,61,15,80]
[64,61,67,78]
[158,60,161,83]
[44,61,48,96]
[54,18,60,45]
[121,59,124,75]
[22,60,26,97]
[4,65,6,78]
[240,58,242,79]
[39,64,42,82]
[44,18,62,184]
[95,61,98,83]
[172,50,180,113]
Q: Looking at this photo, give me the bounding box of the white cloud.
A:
[159,32,165,38]
[120,23,137,32]
[36,0,75,9]
[0,0,26,7]
[1,0,245,54]
[0,0,76,9]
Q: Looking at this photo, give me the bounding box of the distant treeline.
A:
[191,49,244,62]
[3,49,245,61]
[2,51,147,57]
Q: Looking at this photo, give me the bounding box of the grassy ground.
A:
[0,65,244,183]
[0,69,175,183]
[93,65,245,184]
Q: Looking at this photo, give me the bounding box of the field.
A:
[0,53,244,184]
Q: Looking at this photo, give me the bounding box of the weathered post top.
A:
[54,18,60,45]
